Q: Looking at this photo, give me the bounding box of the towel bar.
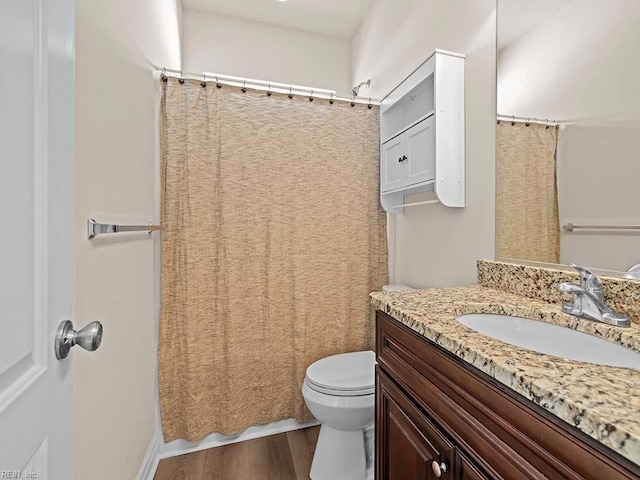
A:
[563,223,640,232]
[87,218,164,239]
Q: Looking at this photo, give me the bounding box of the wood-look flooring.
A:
[154,426,320,480]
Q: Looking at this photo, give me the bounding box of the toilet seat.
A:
[305,351,375,397]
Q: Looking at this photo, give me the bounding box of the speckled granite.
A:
[478,259,640,325]
[370,285,640,466]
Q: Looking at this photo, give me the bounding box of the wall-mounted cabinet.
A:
[380,50,465,213]
[381,116,435,193]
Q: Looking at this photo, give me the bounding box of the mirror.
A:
[496,0,640,276]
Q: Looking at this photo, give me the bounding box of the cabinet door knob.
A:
[398,155,408,163]
[432,460,447,477]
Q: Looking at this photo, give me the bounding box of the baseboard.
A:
[159,418,320,459]
[136,433,160,480]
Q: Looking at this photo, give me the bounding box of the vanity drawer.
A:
[375,310,640,479]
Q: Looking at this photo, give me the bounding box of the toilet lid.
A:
[305,351,375,394]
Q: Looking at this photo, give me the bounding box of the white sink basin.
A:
[457,313,640,370]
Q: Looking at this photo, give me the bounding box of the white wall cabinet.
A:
[381,116,435,193]
[380,50,465,213]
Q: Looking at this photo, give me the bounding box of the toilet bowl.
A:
[302,351,375,480]
[302,285,413,480]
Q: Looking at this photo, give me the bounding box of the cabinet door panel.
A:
[377,368,455,480]
[405,115,435,187]
[381,136,405,192]
[387,410,429,480]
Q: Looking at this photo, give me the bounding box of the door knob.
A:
[432,460,447,477]
[55,320,103,359]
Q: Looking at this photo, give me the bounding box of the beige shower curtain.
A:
[158,77,387,442]
[496,122,560,263]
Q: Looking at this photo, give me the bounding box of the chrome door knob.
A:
[432,460,447,477]
[55,320,103,359]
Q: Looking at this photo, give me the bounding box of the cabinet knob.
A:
[398,155,408,163]
[432,460,447,477]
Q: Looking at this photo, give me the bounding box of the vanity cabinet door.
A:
[377,368,455,480]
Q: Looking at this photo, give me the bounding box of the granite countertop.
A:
[370,285,640,465]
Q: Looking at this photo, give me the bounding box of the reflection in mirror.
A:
[496,0,640,275]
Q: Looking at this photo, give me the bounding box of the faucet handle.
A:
[568,263,603,302]
[624,262,640,280]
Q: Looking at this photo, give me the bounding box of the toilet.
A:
[302,284,413,480]
[302,350,376,480]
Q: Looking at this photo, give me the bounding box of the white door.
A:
[0,0,75,478]
[381,135,405,193]
[405,116,435,187]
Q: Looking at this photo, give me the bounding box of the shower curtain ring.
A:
[267,83,272,96]
[288,86,293,99]
[241,80,247,93]
[161,67,168,83]
[545,118,550,129]
[511,115,515,126]
[329,93,334,105]
[309,90,314,102]
[526,117,531,126]
[215,76,221,89]
[178,70,185,84]
[368,97,373,109]
[201,73,207,88]
[351,96,356,107]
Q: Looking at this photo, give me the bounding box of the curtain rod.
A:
[154,66,381,106]
[497,114,560,126]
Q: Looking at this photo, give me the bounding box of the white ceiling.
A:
[182,0,375,39]
[498,0,574,49]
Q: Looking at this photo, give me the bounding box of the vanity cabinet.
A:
[375,310,640,480]
[379,50,465,213]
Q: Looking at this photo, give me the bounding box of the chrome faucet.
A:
[558,263,630,327]
[624,262,640,280]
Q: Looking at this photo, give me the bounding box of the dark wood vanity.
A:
[375,310,640,479]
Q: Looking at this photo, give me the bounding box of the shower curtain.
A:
[158,77,387,441]
[496,122,560,263]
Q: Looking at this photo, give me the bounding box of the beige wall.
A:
[75,0,180,479]
[557,125,640,271]
[182,8,351,93]
[498,0,640,272]
[498,0,640,122]
[352,0,497,287]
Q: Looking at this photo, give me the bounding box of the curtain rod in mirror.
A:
[497,114,559,126]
